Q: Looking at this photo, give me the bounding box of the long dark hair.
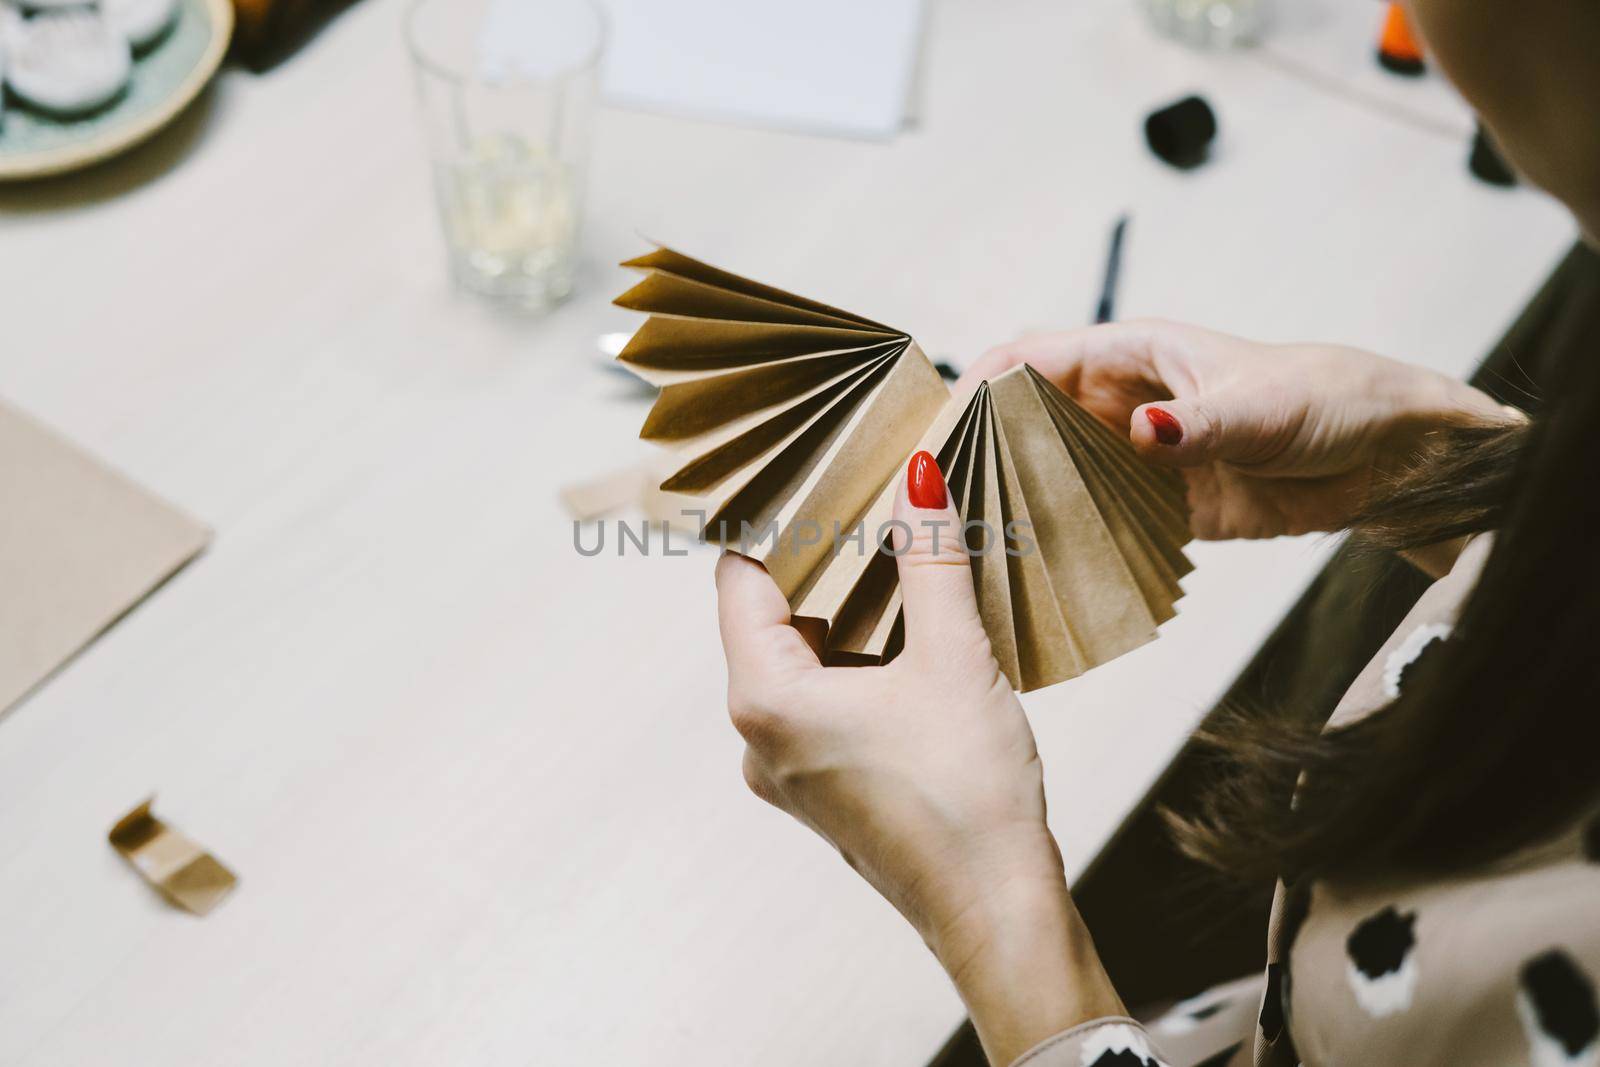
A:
[1170,344,1600,884]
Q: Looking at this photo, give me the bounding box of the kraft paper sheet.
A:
[0,400,209,716]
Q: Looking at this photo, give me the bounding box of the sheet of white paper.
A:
[598,0,927,140]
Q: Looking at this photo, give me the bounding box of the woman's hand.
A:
[962,320,1511,540]
[716,453,1122,1066]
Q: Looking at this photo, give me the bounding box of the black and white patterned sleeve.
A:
[1010,1016,1171,1067]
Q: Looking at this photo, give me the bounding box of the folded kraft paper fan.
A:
[614,247,1193,692]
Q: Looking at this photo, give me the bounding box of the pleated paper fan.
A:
[615,246,1192,692]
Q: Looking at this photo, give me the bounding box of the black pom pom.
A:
[1145,95,1217,170]
[1377,49,1425,76]
[1469,125,1517,187]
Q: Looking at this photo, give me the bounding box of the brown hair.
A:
[1168,352,1600,884]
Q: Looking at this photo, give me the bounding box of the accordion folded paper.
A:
[614,247,1193,692]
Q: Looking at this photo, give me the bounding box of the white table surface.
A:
[0,1,1575,1064]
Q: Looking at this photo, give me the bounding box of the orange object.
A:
[1377,4,1426,75]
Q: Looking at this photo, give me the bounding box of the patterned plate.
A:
[0,0,233,181]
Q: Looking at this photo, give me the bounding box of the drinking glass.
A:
[406,0,605,309]
[1141,0,1268,48]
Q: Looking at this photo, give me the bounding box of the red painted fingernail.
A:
[908,450,947,509]
[1146,407,1183,445]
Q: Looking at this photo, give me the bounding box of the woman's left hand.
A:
[715,452,1123,1066]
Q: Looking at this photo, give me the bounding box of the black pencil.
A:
[1094,214,1131,324]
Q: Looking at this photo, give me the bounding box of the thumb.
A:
[890,451,986,657]
[1130,389,1282,468]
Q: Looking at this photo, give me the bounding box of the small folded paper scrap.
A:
[613,247,1194,693]
[108,798,237,915]
[558,456,705,537]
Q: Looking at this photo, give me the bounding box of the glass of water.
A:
[1141,0,1268,48]
[406,0,605,310]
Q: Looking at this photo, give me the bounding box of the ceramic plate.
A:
[0,0,233,181]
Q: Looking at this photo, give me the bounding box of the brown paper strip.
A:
[617,270,879,332]
[109,798,237,916]
[621,246,890,329]
[560,466,650,521]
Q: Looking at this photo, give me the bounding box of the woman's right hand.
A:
[960,320,1511,540]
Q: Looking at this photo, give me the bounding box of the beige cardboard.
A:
[613,248,1193,692]
[0,401,209,716]
[108,798,237,916]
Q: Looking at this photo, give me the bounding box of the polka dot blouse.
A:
[1013,537,1600,1067]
